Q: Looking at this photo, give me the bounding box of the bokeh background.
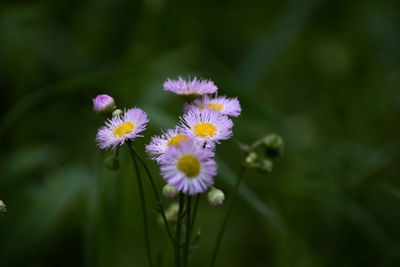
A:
[1,0,400,266]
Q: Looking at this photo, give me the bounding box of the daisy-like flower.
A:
[160,140,217,195]
[96,108,149,149]
[146,127,191,163]
[188,95,241,117]
[163,77,218,102]
[93,94,115,115]
[180,109,233,146]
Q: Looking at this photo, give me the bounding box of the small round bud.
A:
[112,109,123,117]
[162,184,179,200]
[0,200,6,213]
[165,203,179,222]
[158,202,180,225]
[208,187,225,207]
[93,94,116,116]
[104,157,119,171]
[262,134,284,157]
[245,152,258,164]
[260,159,273,172]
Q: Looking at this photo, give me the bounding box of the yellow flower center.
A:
[113,122,135,137]
[167,135,189,146]
[200,103,224,111]
[177,155,201,178]
[194,122,217,138]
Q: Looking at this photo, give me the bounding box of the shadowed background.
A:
[1,0,400,266]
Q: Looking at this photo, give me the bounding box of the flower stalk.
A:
[130,147,176,244]
[175,192,185,267]
[190,194,201,240]
[183,196,192,267]
[127,143,153,267]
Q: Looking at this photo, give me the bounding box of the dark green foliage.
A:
[0,0,399,266]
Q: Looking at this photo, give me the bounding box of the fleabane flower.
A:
[187,95,241,117]
[163,77,218,101]
[96,108,149,149]
[180,109,233,146]
[146,127,191,163]
[160,140,217,195]
[93,94,115,115]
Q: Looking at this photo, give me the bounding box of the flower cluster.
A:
[92,76,241,196]
[92,79,243,267]
[147,76,241,195]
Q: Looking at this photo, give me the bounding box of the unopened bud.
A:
[0,200,6,213]
[104,157,119,171]
[112,109,123,117]
[93,94,116,116]
[262,134,284,157]
[260,159,273,172]
[162,184,179,200]
[245,152,258,164]
[158,202,180,225]
[208,187,225,207]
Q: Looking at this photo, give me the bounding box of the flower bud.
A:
[93,94,115,116]
[104,157,119,171]
[158,202,180,225]
[245,152,258,164]
[208,187,225,207]
[165,203,179,222]
[0,200,6,213]
[260,158,273,172]
[262,134,284,157]
[112,109,123,117]
[162,184,179,200]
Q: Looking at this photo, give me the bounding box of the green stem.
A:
[130,148,176,243]
[127,144,153,267]
[114,146,120,158]
[183,196,192,267]
[190,194,200,240]
[175,192,185,267]
[209,166,247,267]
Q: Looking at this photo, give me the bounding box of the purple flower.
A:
[187,95,242,117]
[160,140,217,195]
[163,77,218,100]
[146,127,191,164]
[93,94,115,115]
[179,109,233,146]
[96,108,149,149]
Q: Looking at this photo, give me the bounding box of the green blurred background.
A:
[1,0,400,266]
